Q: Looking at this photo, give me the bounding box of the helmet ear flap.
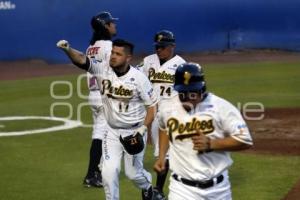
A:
[200,84,207,96]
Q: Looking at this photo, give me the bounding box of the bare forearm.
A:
[144,105,156,128]
[158,130,169,160]
[63,47,89,69]
[57,40,89,70]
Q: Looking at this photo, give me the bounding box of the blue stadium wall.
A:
[1,0,300,62]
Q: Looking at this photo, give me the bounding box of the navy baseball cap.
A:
[96,11,118,23]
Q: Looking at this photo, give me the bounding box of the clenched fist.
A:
[56,40,70,51]
[153,158,166,173]
[133,125,147,136]
[191,129,211,152]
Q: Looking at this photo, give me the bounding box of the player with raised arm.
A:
[83,11,118,188]
[57,39,158,200]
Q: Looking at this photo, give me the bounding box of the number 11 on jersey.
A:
[119,102,129,112]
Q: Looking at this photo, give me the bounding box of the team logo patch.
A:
[147,88,154,97]
[91,58,98,64]
[157,34,163,42]
[237,124,248,134]
[202,104,214,108]
[183,71,191,85]
[168,64,178,70]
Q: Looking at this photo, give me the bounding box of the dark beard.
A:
[112,64,130,77]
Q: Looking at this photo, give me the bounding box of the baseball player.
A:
[154,63,253,200]
[139,30,185,199]
[83,11,118,188]
[57,39,158,200]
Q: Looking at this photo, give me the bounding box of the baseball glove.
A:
[119,133,144,155]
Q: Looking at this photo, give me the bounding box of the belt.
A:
[172,173,224,189]
[89,89,100,91]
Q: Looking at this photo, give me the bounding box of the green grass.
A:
[0,74,89,118]
[230,153,300,200]
[0,61,299,199]
[0,132,299,200]
[204,61,300,107]
[0,119,64,132]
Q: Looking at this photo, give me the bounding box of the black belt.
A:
[172,173,224,189]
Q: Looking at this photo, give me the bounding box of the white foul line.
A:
[0,116,82,137]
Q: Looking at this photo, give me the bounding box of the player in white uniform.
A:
[139,30,185,199]
[154,63,253,200]
[57,39,158,200]
[83,11,117,188]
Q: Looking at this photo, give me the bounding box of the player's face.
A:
[155,44,175,61]
[178,91,202,111]
[106,22,117,36]
[109,46,131,68]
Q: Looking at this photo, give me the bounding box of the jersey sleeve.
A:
[136,60,149,76]
[220,101,253,145]
[137,72,158,107]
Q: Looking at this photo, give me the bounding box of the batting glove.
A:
[134,125,147,136]
[56,40,70,51]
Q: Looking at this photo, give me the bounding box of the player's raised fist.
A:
[56,40,70,50]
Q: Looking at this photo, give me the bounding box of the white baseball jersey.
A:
[85,40,112,140]
[88,59,158,130]
[158,93,253,181]
[140,54,185,108]
[86,40,112,92]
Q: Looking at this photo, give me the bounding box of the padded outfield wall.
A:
[1,0,300,62]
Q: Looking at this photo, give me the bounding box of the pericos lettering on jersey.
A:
[87,47,100,56]
[101,79,133,99]
[148,68,174,83]
[167,117,214,142]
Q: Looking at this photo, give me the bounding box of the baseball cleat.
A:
[142,186,153,200]
[152,187,167,200]
[83,172,103,188]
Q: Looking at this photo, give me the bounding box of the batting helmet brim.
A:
[153,41,175,47]
[174,82,205,92]
[108,17,119,23]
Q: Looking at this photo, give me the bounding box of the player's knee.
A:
[102,166,120,183]
[125,169,139,181]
